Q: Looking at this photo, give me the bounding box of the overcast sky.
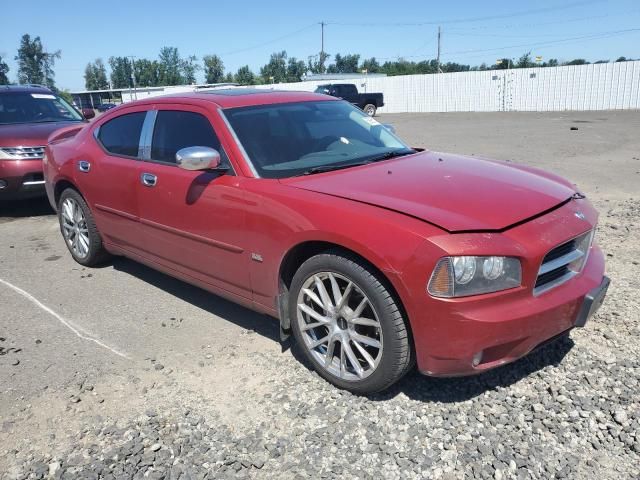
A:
[1,0,639,90]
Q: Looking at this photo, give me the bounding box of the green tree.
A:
[565,59,589,66]
[1,55,11,84]
[57,89,74,104]
[441,61,470,73]
[542,59,559,67]
[235,65,255,85]
[286,57,306,82]
[84,58,109,90]
[15,34,61,88]
[134,59,160,87]
[133,58,160,87]
[203,55,224,83]
[307,52,331,74]
[260,51,288,83]
[361,57,381,73]
[109,56,133,89]
[494,58,513,70]
[182,55,200,84]
[516,52,535,68]
[224,72,235,83]
[158,47,184,85]
[83,63,95,90]
[93,59,109,89]
[328,53,360,73]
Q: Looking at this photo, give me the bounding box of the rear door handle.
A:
[141,173,157,187]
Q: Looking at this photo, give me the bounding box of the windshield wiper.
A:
[361,149,415,163]
[295,149,416,177]
[295,161,371,176]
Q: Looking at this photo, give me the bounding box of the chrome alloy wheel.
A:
[296,272,383,381]
[61,197,90,259]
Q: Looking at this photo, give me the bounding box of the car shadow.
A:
[370,336,574,403]
[0,197,54,220]
[112,255,574,403]
[111,257,282,341]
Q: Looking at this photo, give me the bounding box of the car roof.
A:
[128,89,337,109]
[0,84,54,95]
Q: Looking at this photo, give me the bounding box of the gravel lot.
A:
[1,111,639,479]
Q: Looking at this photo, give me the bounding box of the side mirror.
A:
[176,146,221,171]
[382,123,396,134]
[82,108,95,120]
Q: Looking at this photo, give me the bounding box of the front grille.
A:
[534,230,593,295]
[542,239,576,263]
[0,146,46,159]
[535,265,570,288]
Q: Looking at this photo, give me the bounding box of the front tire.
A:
[58,188,109,266]
[289,251,412,394]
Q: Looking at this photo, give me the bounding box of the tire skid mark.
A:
[0,277,129,360]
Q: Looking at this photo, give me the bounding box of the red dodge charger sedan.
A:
[44,89,608,393]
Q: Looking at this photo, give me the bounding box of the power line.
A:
[326,0,604,27]
[220,23,317,56]
[446,9,640,31]
[360,27,640,63]
[444,28,640,56]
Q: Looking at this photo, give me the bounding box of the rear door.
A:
[84,107,147,250]
[135,104,252,300]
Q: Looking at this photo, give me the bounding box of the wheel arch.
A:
[277,240,413,351]
[54,177,85,207]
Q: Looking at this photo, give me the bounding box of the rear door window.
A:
[150,110,226,164]
[97,112,146,157]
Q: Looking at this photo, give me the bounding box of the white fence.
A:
[252,61,640,113]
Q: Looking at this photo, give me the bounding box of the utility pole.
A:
[436,26,442,73]
[320,21,326,73]
[128,56,137,100]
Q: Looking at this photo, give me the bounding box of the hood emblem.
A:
[574,212,586,220]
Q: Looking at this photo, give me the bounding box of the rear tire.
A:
[58,188,109,267]
[363,104,377,117]
[289,250,412,394]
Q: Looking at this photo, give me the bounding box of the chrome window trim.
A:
[139,110,158,160]
[218,108,260,178]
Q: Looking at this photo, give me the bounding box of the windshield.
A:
[224,100,412,178]
[0,92,83,125]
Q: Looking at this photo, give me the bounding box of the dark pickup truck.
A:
[314,83,384,116]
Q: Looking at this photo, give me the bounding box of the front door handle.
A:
[141,173,157,187]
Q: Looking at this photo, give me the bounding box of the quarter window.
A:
[151,111,223,164]
[97,112,146,157]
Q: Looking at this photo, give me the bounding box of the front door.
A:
[135,105,252,300]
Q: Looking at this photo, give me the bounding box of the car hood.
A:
[0,121,83,146]
[282,151,576,232]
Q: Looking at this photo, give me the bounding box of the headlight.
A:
[428,256,521,298]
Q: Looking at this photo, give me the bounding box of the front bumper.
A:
[0,159,46,200]
[415,245,606,376]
